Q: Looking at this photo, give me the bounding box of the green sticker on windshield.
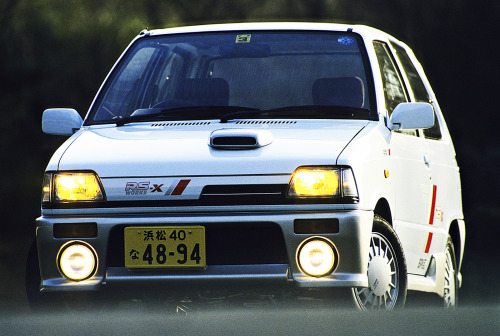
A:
[235,34,251,43]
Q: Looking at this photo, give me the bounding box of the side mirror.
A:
[42,108,83,135]
[389,103,434,131]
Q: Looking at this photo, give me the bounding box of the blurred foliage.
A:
[0,0,498,256]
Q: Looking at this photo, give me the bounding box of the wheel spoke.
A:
[363,292,372,306]
[386,290,394,303]
[371,296,377,308]
[369,238,376,258]
[444,293,451,307]
[442,242,457,308]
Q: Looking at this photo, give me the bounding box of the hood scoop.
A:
[209,129,274,150]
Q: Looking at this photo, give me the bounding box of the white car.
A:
[27,22,465,310]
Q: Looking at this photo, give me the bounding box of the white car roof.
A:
[144,22,394,42]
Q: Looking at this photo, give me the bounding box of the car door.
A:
[373,41,433,276]
[391,42,462,267]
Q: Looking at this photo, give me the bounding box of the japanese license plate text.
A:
[124,226,206,268]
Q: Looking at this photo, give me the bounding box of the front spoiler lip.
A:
[40,264,368,292]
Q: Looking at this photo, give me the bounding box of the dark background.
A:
[0,0,498,311]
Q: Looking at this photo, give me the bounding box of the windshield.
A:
[87,31,375,125]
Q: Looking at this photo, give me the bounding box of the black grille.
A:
[200,184,287,204]
[106,222,289,267]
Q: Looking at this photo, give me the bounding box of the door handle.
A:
[423,154,430,167]
[423,154,432,180]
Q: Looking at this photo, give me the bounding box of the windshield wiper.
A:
[116,105,258,126]
[219,105,371,123]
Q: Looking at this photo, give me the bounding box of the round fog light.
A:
[58,241,97,281]
[297,237,338,277]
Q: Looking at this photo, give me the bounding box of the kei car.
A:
[27,22,466,310]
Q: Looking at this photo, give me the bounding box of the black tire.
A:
[351,215,407,310]
[26,240,63,311]
[25,240,44,311]
[443,236,458,308]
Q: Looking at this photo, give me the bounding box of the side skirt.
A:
[407,253,446,297]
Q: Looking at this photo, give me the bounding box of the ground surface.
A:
[1,235,498,335]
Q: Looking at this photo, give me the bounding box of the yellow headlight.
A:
[289,167,339,197]
[54,172,104,202]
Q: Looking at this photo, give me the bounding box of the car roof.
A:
[143,22,395,42]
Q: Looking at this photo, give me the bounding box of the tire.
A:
[443,236,458,308]
[25,240,44,311]
[26,240,64,311]
[351,215,407,310]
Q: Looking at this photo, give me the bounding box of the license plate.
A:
[124,226,206,268]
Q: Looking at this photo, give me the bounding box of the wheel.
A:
[352,215,407,310]
[443,236,458,308]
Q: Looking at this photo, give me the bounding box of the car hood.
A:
[55,120,368,177]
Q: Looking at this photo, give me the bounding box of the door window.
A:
[391,43,442,140]
[373,41,416,136]
[373,41,408,117]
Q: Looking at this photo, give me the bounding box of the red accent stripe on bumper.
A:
[171,179,191,195]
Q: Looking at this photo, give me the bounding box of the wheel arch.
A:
[448,219,465,272]
[374,198,392,226]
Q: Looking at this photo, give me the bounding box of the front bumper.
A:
[35,205,373,292]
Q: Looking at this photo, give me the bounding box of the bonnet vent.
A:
[210,129,274,150]
[235,120,297,125]
[151,121,212,127]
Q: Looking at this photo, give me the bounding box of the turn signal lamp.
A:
[342,168,358,197]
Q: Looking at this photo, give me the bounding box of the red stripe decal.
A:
[424,232,433,253]
[428,185,437,225]
[171,179,190,195]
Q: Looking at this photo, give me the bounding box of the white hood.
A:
[56,120,368,178]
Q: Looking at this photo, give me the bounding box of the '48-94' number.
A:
[142,243,202,265]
